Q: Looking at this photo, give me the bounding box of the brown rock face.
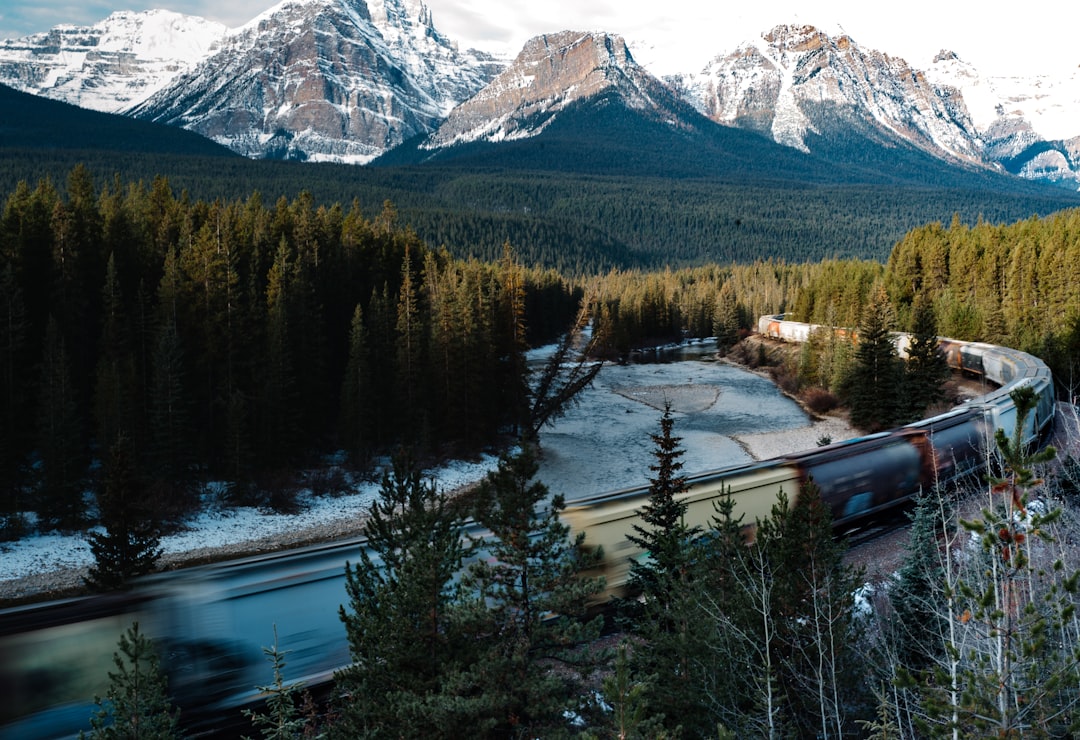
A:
[426,30,672,147]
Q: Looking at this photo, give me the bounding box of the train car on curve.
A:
[0,317,1057,737]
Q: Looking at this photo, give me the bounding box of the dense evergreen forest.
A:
[5,162,1080,535]
[6,149,1077,272]
[0,167,584,532]
[5,79,1080,274]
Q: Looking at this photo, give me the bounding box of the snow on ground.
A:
[0,456,502,587]
[0,340,857,593]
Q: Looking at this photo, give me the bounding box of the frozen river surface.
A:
[535,349,814,501]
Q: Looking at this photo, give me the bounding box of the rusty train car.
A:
[0,318,1056,738]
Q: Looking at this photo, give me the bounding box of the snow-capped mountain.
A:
[2,4,1079,187]
[679,25,985,168]
[927,51,1080,188]
[422,31,689,148]
[126,0,503,163]
[0,10,227,112]
[677,25,1080,189]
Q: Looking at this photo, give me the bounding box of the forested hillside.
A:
[0,167,582,532]
[5,81,1080,272]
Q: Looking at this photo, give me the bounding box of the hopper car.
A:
[0,317,1056,738]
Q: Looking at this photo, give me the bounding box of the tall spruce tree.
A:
[626,402,700,597]
[0,262,28,519]
[36,315,86,529]
[334,453,482,738]
[903,294,950,422]
[462,446,607,736]
[845,285,904,431]
[85,433,163,591]
[622,404,716,736]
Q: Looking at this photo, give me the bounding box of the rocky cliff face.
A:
[927,51,1080,188]
[126,0,503,163]
[424,30,689,148]
[0,10,227,112]
[680,25,986,167]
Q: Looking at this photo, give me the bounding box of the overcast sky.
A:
[2,0,1076,78]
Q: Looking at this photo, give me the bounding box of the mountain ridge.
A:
[1,3,1078,188]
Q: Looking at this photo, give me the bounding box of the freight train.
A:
[0,318,1057,738]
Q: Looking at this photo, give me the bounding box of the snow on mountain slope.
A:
[680,25,986,167]
[0,10,227,112]
[423,30,687,148]
[126,0,503,163]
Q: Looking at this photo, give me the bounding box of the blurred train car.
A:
[562,316,1055,599]
[0,317,1056,737]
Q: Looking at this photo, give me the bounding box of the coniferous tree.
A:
[624,403,699,615]
[85,433,162,591]
[903,294,949,422]
[462,446,607,736]
[0,262,28,518]
[525,298,603,442]
[84,621,181,739]
[36,315,86,529]
[334,453,482,738]
[623,405,714,736]
[394,245,426,446]
[338,303,372,465]
[845,285,904,431]
[94,254,137,453]
[714,280,741,354]
[243,627,312,740]
[261,237,299,465]
[147,320,192,487]
[890,486,952,675]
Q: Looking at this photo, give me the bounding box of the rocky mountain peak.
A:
[681,24,984,164]
[126,0,502,163]
[423,30,680,148]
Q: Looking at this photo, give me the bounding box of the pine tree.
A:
[394,245,427,445]
[846,285,904,431]
[94,254,137,454]
[338,303,372,465]
[714,280,741,354]
[334,453,482,738]
[621,404,714,734]
[85,433,163,591]
[626,402,699,597]
[890,486,952,675]
[903,294,949,422]
[0,262,28,518]
[84,621,180,739]
[36,315,86,529]
[462,446,607,737]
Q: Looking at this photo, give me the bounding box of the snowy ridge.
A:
[0,10,227,112]
[1,4,1078,184]
[423,30,686,149]
[126,0,502,162]
[681,25,986,169]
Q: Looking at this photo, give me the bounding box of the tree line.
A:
[0,166,583,535]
